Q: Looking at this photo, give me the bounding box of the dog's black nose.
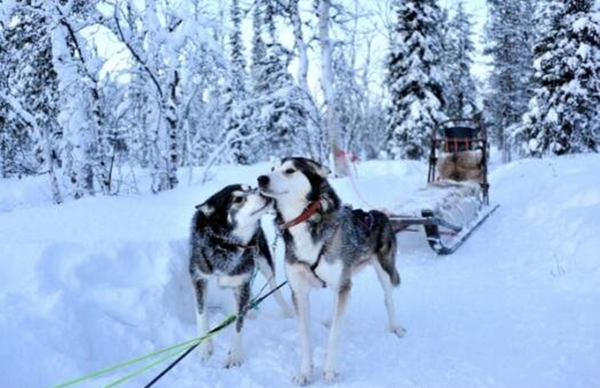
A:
[257,175,270,187]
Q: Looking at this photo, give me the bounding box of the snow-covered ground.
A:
[1,155,599,388]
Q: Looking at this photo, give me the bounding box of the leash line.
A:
[101,346,195,388]
[46,336,206,388]
[141,343,200,388]
[45,278,288,388]
[142,280,288,388]
[103,313,238,388]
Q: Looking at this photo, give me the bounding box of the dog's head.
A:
[195,184,272,233]
[257,157,332,204]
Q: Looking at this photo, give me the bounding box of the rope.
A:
[46,336,209,388]
[142,280,288,388]
[45,279,288,388]
[339,151,391,214]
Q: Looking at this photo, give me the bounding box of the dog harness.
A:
[277,200,330,288]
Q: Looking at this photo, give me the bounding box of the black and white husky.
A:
[189,184,292,368]
[258,157,404,385]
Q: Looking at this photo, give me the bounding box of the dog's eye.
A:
[285,168,295,174]
[233,196,244,204]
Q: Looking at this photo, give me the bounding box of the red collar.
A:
[279,201,321,230]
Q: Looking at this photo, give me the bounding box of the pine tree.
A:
[485,0,536,162]
[250,0,311,161]
[0,15,13,177]
[225,0,252,164]
[445,1,478,119]
[520,0,600,156]
[2,1,63,202]
[385,0,447,160]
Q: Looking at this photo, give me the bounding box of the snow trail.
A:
[0,156,598,388]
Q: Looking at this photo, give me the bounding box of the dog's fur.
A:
[189,184,291,368]
[258,158,404,385]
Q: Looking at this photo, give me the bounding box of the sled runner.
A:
[388,118,500,255]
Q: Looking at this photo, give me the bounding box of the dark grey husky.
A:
[258,157,404,385]
[189,184,291,368]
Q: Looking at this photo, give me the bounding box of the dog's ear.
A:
[195,203,215,216]
[306,160,331,178]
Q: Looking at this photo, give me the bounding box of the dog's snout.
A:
[257,175,270,187]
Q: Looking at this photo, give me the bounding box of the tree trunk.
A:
[318,0,349,176]
[165,70,180,190]
[290,0,323,161]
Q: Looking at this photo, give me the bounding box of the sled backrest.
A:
[443,126,478,153]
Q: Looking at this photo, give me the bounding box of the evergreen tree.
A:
[250,0,311,161]
[446,1,478,119]
[224,0,251,164]
[485,0,535,162]
[519,0,600,156]
[2,1,63,202]
[385,0,447,160]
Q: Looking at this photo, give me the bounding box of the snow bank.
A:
[0,156,598,388]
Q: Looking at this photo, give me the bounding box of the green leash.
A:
[46,276,286,388]
[46,313,236,388]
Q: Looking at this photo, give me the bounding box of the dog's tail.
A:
[371,211,401,287]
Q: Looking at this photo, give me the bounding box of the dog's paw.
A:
[292,372,312,386]
[391,325,406,338]
[200,341,214,361]
[323,369,339,384]
[223,354,243,369]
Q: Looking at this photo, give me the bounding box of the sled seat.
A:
[391,180,482,228]
[437,150,483,183]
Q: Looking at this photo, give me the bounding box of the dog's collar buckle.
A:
[278,201,321,230]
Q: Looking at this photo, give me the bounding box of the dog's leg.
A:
[373,261,405,338]
[323,283,351,383]
[193,277,213,360]
[224,281,251,368]
[257,256,293,318]
[288,268,313,386]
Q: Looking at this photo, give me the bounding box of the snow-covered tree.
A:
[224,0,252,164]
[445,1,478,119]
[519,0,600,156]
[249,0,313,162]
[485,0,536,162]
[1,1,62,202]
[385,0,447,160]
[318,0,351,175]
[287,0,324,162]
[52,1,111,198]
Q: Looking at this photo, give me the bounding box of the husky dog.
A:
[189,184,292,368]
[258,158,404,385]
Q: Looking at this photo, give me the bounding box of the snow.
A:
[1,156,599,388]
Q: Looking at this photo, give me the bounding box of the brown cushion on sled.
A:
[437,150,483,183]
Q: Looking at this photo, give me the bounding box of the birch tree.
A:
[318,0,349,176]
